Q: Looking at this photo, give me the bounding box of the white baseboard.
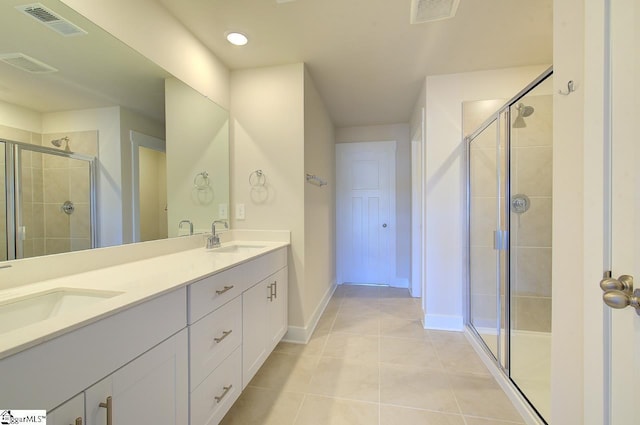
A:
[423,313,464,331]
[464,327,545,425]
[282,282,337,344]
[390,277,409,288]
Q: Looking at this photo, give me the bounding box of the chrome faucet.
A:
[178,220,193,235]
[206,220,229,249]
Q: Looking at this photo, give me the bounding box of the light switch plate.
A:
[218,203,228,219]
[236,203,245,220]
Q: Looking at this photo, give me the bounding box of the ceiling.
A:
[157,0,553,127]
[0,0,169,121]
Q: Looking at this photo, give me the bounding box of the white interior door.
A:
[336,142,396,285]
[606,0,640,423]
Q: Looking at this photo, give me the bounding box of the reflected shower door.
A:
[15,146,93,258]
[469,118,502,359]
[0,142,7,261]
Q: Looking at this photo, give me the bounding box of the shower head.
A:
[513,103,535,128]
[51,136,71,152]
[517,103,535,117]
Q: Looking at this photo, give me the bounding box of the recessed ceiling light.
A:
[226,32,248,46]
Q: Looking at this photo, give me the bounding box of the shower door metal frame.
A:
[464,66,553,423]
[2,138,97,260]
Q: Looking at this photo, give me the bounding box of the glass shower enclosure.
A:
[1,139,96,261]
[466,68,553,423]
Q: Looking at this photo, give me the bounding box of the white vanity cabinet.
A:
[187,247,288,425]
[242,266,288,388]
[47,393,85,425]
[85,329,188,425]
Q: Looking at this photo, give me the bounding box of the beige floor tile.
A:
[380,318,430,340]
[378,299,423,320]
[449,374,525,422]
[380,405,465,425]
[380,363,459,413]
[323,333,380,363]
[378,286,412,299]
[331,312,379,335]
[463,417,525,425]
[339,298,381,314]
[308,357,380,402]
[380,337,442,370]
[436,343,490,376]
[294,395,378,425]
[220,386,304,425]
[341,285,380,298]
[276,333,328,357]
[249,352,319,393]
[428,330,470,347]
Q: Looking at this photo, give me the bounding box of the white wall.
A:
[0,100,42,134]
[59,0,229,109]
[303,66,336,327]
[231,64,306,327]
[231,64,335,336]
[411,65,549,331]
[553,0,587,422]
[335,124,411,286]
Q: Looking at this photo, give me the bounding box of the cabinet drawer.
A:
[189,248,287,323]
[190,347,242,425]
[190,296,242,391]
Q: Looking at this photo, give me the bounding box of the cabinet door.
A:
[48,393,84,425]
[266,267,288,353]
[242,279,268,388]
[85,330,188,425]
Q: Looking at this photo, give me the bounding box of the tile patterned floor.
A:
[221,284,525,425]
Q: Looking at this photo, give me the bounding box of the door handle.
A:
[600,274,640,316]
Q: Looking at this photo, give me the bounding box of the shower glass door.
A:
[1,141,7,261]
[469,118,503,360]
[2,141,95,260]
[466,69,553,424]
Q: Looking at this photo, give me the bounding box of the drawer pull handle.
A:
[99,396,112,425]
[267,283,274,301]
[70,418,82,425]
[214,330,233,343]
[214,385,233,403]
[273,280,277,299]
[215,285,234,295]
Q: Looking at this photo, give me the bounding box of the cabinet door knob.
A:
[99,396,112,425]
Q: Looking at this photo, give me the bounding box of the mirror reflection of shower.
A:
[512,102,535,128]
[51,136,71,152]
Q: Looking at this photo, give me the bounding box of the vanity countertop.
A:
[0,238,289,361]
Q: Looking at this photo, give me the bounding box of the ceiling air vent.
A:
[410,0,460,24]
[15,3,87,36]
[0,53,58,74]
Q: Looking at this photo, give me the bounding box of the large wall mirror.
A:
[0,0,230,262]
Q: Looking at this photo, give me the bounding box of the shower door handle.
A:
[600,274,640,315]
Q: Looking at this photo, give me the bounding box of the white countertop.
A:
[0,238,289,361]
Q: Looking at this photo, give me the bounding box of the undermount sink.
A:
[209,244,266,254]
[0,288,123,334]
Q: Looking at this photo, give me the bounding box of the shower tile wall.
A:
[41,131,97,256]
[510,95,553,333]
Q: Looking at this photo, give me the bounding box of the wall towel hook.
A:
[558,80,575,96]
